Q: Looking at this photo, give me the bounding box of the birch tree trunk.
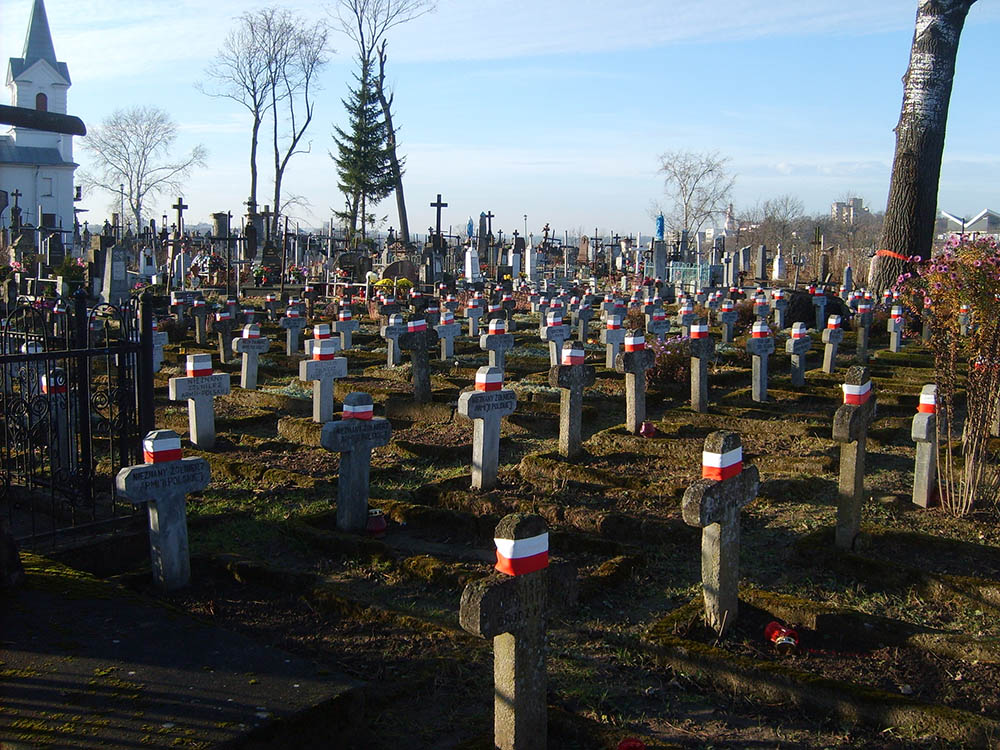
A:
[869,0,976,295]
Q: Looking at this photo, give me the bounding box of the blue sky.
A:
[3,0,997,239]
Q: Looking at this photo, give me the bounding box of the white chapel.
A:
[2,0,77,252]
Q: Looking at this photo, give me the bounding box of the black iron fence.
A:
[1,289,154,547]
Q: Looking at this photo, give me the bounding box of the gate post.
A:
[138,292,155,437]
[73,287,93,498]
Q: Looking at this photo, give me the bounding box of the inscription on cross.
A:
[233,324,270,390]
[279,307,306,355]
[480,319,515,373]
[435,309,462,360]
[549,341,595,457]
[832,366,877,550]
[458,366,518,490]
[168,354,231,449]
[299,338,347,423]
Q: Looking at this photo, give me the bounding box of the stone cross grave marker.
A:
[170,292,189,329]
[168,354,230,449]
[843,264,853,294]
[682,431,759,634]
[381,313,407,367]
[487,301,504,325]
[689,317,715,413]
[832,366,877,549]
[532,295,549,316]
[771,289,788,330]
[191,299,209,345]
[549,341,596,457]
[424,300,440,327]
[41,366,73,475]
[912,384,937,509]
[151,320,167,373]
[241,307,256,325]
[458,366,518,490]
[753,296,769,321]
[399,318,439,403]
[811,288,828,330]
[321,393,392,532]
[116,430,210,589]
[378,295,400,325]
[855,301,873,362]
[706,292,721,323]
[785,322,812,387]
[745,322,775,402]
[501,291,517,331]
[601,315,625,369]
[435,309,462,360]
[675,300,696,336]
[265,293,281,321]
[465,298,484,337]
[233,323,270,390]
[213,310,235,365]
[408,288,427,315]
[443,293,460,315]
[334,307,359,350]
[719,300,737,344]
[225,297,239,320]
[280,307,306,355]
[646,309,670,341]
[459,514,577,750]
[888,306,904,353]
[304,323,333,357]
[615,331,655,434]
[542,311,570,366]
[299,338,347,423]
[481,319,515,373]
[958,304,971,337]
[821,314,844,373]
[572,301,593,342]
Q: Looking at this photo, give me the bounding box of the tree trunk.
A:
[870,0,976,295]
[250,113,261,211]
[377,43,409,245]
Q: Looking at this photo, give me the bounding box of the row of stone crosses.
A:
[117,278,947,750]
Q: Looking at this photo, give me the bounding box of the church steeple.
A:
[22,0,58,68]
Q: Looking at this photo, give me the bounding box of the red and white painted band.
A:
[918,392,936,413]
[313,340,339,360]
[606,320,621,330]
[494,533,549,576]
[475,371,504,391]
[441,311,454,324]
[242,325,260,339]
[891,306,903,320]
[286,309,300,318]
[842,381,872,405]
[343,403,373,420]
[339,310,352,320]
[562,348,585,365]
[624,335,645,351]
[488,320,506,334]
[791,326,807,339]
[314,325,331,338]
[143,434,182,464]
[827,316,841,329]
[859,304,872,314]
[187,354,212,377]
[407,320,427,332]
[702,446,743,481]
[752,323,770,338]
[722,302,734,312]
[41,374,66,395]
[690,324,708,338]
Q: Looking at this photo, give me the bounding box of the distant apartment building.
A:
[831,198,870,225]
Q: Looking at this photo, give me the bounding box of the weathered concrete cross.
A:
[888,305,904,353]
[435,309,462,360]
[572,301,593,342]
[549,341,595,457]
[753,296,770,321]
[646,309,670,341]
[689,317,715,413]
[719,300,737,344]
[465,298,485,337]
[381,313,407,367]
[280,307,307,355]
[265,293,281,321]
[785,322,812,387]
[321,393,392,532]
[304,323,333,357]
[745,321,775,402]
[615,330,655,433]
[682,431,759,634]
[424,300,440,327]
[168,354,231,449]
[334,307,360,350]
[170,292,189,329]
[213,310,235,364]
[190,298,209,345]
[811,288,828,330]
[116,430,210,589]
[601,315,626,368]
[855,301,873,362]
[771,289,788,330]
[481,319,515,373]
[459,514,577,750]
[832,366,877,549]
[458,366,518,490]
[299,338,348,423]
[911,384,937,509]
[232,323,270,390]
[541,311,570,366]
[501,291,517,331]
[151,319,168,373]
[821,314,844,374]
[675,300,696,337]
[399,318,439,403]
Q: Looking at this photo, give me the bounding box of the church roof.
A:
[8,0,70,85]
[0,135,70,166]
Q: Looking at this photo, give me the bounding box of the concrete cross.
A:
[151,320,168,374]
[302,284,320,317]
[487,302,505,325]
[321,393,392,532]
[688,317,715,413]
[190,299,209,345]
[40,367,74,476]
[170,293,189,329]
[399,318,439,403]
[682,431,759,634]
[719,300,737,344]
[408,289,427,315]
[424,301,440,327]
[911,384,937,509]
[333,308,360,350]
[381,313,407,367]
[233,323,270,390]
[615,331,655,434]
[466,299,485,337]
[532,295,548,316]
[280,307,307,355]
[706,292,721,323]
[304,323,334,357]
[265,293,281,321]
[821,315,844,374]
[442,293,460,315]
[241,308,257,325]
[225,297,239,321]
[958,304,971,337]
[572,302,593,342]
[116,430,210,589]
[771,289,788,330]
[435,309,462,360]
[501,291,517,331]
[646,309,670,341]
[299,338,348,423]
[811,289,828,330]
[753,296,770,321]
[481,319,515,373]
[832,366,877,549]
[745,321,775,403]
[785,322,812,387]
[855,301,873,362]
[213,310,235,364]
[378,296,401,325]
[168,354,231,449]
[601,315,626,369]
[888,306,904,353]
[548,341,596,457]
[675,301,696,337]
[458,366,518,490]
[289,296,307,318]
[459,514,577,750]
[541,311,571,367]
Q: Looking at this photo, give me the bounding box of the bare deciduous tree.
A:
[336,0,435,245]
[80,105,206,232]
[656,150,734,238]
[869,0,977,294]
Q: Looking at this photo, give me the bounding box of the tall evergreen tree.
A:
[331,57,393,245]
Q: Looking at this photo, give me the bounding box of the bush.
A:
[645,335,690,388]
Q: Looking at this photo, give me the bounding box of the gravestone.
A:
[771,289,788,329]
[481,319,515,373]
[191,299,209,345]
[719,301,737,344]
[170,292,190,329]
[424,300,440,327]
[465,299,484,337]
[688,318,714,413]
[832,366,877,549]
[785,322,812,387]
[682,431,759,634]
[381,313,407,367]
[888,306,904,353]
[615,331,655,434]
[151,321,167,373]
[265,293,281,321]
[116,430,210,589]
[233,323,270,390]
[280,307,306,355]
[912,384,937,509]
[459,514,577,750]
[753,296,769,322]
[646,309,670,341]
[548,341,595,457]
[334,308,360,350]
[843,264,853,294]
[675,301,696,337]
[458,366,518,490]
[168,354,231,449]
[754,244,767,280]
[398,318,439,404]
[435,309,462,360]
[572,302,593,342]
[501,291,517,331]
[299,339,348,423]
[856,301,873,362]
[304,323,334,358]
[102,245,129,306]
[542,311,570,367]
[321,393,392,532]
[213,311,235,365]
[811,289,828,330]
[821,315,844,374]
[745,322,774,403]
[601,315,625,369]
